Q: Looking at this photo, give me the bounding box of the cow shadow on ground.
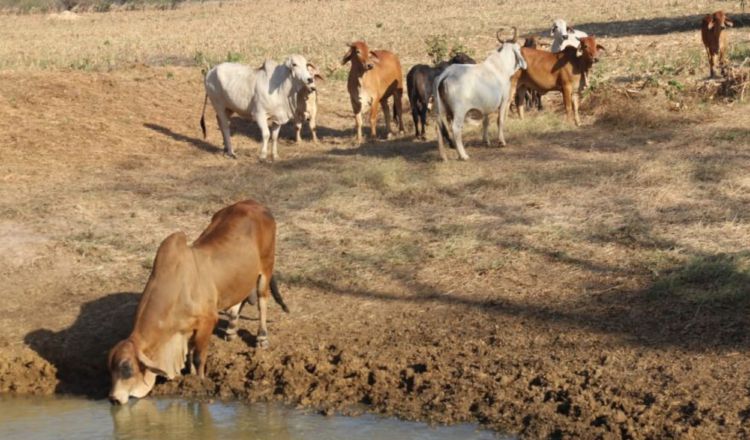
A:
[24,292,140,398]
[328,137,438,161]
[144,123,222,155]
[227,116,356,142]
[294,245,750,352]
[145,121,356,156]
[528,13,750,38]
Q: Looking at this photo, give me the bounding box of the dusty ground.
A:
[1,1,750,438]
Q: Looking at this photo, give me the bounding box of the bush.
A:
[425,35,473,64]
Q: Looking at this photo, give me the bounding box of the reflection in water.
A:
[0,396,509,440]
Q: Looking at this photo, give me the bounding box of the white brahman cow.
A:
[550,18,589,53]
[200,55,317,161]
[433,27,527,161]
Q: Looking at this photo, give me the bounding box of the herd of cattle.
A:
[109,12,738,404]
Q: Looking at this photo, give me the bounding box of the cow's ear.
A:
[726,17,734,27]
[341,46,353,65]
[567,26,574,33]
[596,44,606,52]
[137,349,168,377]
[369,51,380,63]
[306,63,318,75]
[314,73,325,82]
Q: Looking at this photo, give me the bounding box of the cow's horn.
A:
[510,26,518,43]
[496,29,504,44]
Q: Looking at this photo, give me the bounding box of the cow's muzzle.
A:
[109,395,123,405]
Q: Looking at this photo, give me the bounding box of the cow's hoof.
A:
[225,332,238,342]
[224,151,237,159]
[257,338,269,349]
[458,155,470,161]
[420,135,427,141]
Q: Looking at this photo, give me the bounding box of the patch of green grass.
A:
[649,253,750,303]
[729,42,750,63]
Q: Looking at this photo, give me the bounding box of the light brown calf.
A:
[342,41,405,143]
[107,199,288,404]
[701,10,734,78]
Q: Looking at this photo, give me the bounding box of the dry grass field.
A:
[1,0,750,438]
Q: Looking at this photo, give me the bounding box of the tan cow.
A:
[107,199,288,405]
[511,35,605,126]
[342,41,405,143]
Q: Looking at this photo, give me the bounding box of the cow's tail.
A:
[270,275,289,313]
[200,94,208,139]
[434,76,455,149]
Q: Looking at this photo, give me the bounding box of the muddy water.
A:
[0,396,509,439]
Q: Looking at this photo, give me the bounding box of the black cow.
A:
[406,52,476,140]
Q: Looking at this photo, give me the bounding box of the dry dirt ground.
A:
[1,1,750,438]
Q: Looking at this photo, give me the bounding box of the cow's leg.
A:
[481,114,490,147]
[368,98,380,140]
[411,102,420,138]
[707,48,716,78]
[255,273,273,349]
[224,301,244,341]
[498,99,508,147]
[294,119,303,144]
[256,115,271,162]
[572,93,581,127]
[419,104,428,140]
[436,118,449,162]
[271,122,281,161]
[381,99,392,139]
[215,107,236,159]
[192,314,218,378]
[395,88,405,135]
[516,87,527,121]
[562,84,575,125]
[452,114,469,161]
[351,98,363,144]
[309,101,319,143]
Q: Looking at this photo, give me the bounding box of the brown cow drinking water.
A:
[107,199,288,405]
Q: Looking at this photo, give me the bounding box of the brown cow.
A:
[511,35,604,126]
[342,41,405,143]
[107,199,288,405]
[701,10,734,78]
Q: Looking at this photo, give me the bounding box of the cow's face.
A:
[551,19,569,39]
[342,41,378,70]
[579,36,605,63]
[285,54,316,92]
[712,11,733,30]
[108,339,161,405]
[307,63,324,83]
